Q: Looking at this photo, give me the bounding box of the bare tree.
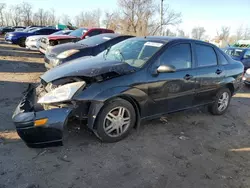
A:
[21,2,32,26]
[236,25,244,40]
[217,26,230,41]
[244,28,250,40]
[191,26,206,40]
[118,0,155,36]
[102,11,121,31]
[0,3,6,26]
[34,9,49,26]
[75,9,101,28]
[176,28,188,38]
[47,9,56,26]
[11,5,22,26]
[164,29,176,36]
[117,0,181,36]
[61,14,71,25]
[151,4,182,35]
[3,7,13,26]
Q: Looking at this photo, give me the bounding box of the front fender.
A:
[86,86,149,129]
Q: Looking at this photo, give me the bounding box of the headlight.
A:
[51,58,60,66]
[38,81,86,104]
[57,49,79,59]
[8,34,14,37]
[246,69,250,75]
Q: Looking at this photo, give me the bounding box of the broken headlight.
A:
[57,49,80,59]
[38,81,86,104]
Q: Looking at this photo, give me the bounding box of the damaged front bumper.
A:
[12,85,72,147]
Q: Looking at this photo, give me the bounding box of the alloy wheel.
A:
[103,107,131,137]
[217,92,229,112]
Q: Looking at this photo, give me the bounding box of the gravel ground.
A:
[0,37,250,188]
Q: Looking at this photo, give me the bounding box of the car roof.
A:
[136,36,208,44]
[92,33,131,38]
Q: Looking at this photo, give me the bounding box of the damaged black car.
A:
[12,37,244,147]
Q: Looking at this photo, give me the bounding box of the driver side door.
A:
[146,42,197,116]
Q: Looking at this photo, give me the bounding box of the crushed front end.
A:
[12,83,73,147]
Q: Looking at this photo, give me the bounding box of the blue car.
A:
[5,27,60,47]
[224,47,250,70]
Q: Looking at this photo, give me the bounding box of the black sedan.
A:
[12,37,244,147]
[0,26,15,35]
[44,33,134,69]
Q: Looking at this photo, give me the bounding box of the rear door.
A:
[194,43,225,105]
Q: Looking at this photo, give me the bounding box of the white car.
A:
[25,30,72,51]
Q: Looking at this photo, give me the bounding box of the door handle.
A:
[184,74,193,80]
[216,69,222,74]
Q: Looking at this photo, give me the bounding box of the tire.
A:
[208,88,231,115]
[18,38,26,47]
[95,98,136,143]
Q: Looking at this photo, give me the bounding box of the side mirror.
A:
[157,65,176,73]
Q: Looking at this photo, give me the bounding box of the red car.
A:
[38,27,114,54]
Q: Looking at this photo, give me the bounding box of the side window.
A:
[244,50,250,59]
[216,50,228,65]
[88,30,102,37]
[157,43,192,70]
[195,44,217,67]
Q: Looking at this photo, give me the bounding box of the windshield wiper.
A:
[115,49,125,61]
[103,47,111,60]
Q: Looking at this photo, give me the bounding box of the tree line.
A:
[0,0,249,43]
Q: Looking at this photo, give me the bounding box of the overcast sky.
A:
[2,0,250,37]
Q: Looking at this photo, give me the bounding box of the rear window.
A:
[195,44,217,67]
[69,28,88,38]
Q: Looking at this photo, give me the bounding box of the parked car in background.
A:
[5,27,59,47]
[243,68,250,85]
[224,47,250,70]
[12,37,243,147]
[38,27,114,54]
[44,33,133,69]
[26,30,72,51]
[0,26,15,35]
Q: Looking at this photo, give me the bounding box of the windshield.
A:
[28,28,41,33]
[78,35,113,46]
[69,28,88,38]
[225,48,244,57]
[100,39,164,68]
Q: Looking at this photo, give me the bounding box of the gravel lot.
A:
[1,36,250,188]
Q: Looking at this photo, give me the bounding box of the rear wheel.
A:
[95,98,136,142]
[18,37,26,47]
[208,88,231,115]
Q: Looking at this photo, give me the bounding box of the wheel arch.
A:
[225,83,234,96]
[88,94,141,130]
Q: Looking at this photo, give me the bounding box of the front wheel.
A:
[18,37,26,47]
[95,98,136,143]
[208,88,231,115]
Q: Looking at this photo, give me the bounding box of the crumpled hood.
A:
[50,42,86,55]
[41,56,136,83]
